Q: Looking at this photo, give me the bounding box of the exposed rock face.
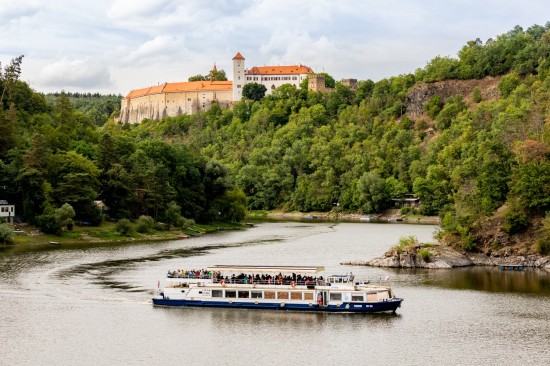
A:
[406,77,501,118]
[344,244,550,270]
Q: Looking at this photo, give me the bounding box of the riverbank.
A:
[7,221,247,246]
[247,209,440,224]
[344,243,550,270]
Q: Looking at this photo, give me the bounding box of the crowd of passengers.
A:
[167,269,212,278]
[167,268,323,285]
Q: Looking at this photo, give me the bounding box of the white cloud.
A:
[3,0,550,93]
[122,35,186,66]
[38,58,112,89]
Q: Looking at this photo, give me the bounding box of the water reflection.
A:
[157,306,403,329]
[399,267,550,295]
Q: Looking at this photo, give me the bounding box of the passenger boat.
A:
[152,265,403,313]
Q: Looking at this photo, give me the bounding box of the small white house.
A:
[0,200,15,224]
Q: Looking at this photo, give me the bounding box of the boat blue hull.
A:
[152,298,402,313]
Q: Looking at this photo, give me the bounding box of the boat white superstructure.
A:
[153,265,402,313]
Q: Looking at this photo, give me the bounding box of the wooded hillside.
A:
[1,23,549,253]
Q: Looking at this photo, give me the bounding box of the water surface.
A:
[0,222,548,365]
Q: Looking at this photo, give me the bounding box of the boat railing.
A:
[212,279,325,287]
[167,273,212,279]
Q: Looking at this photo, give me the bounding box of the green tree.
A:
[242,83,267,101]
[356,171,388,213]
[0,55,24,107]
[55,203,76,231]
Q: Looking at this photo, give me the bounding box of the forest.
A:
[1,23,549,253]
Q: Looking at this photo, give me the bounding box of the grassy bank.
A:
[10,221,247,246]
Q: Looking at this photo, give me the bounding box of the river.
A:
[0,222,548,365]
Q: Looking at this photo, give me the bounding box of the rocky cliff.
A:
[344,243,550,270]
[406,77,501,118]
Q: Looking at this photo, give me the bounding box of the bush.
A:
[36,213,62,236]
[115,219,134,236]
[393,235,418,253]
[0,223,14,244]
[502,206,529,234]
[135,215,155,234]
[472,87,482,103]
[498,73,520,98]
[418,247,433,261]
[424,95,443,119]
[400,206,416,215]
[535,238,550,255]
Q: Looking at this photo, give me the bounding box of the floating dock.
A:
[499,265,524,271]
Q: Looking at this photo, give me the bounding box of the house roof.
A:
[125,81,233,99]
[232,52,245,60]
[0,200,8,205]
[247,65,313,75]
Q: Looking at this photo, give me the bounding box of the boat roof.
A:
[206,265,324,274]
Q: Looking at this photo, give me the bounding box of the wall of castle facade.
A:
[245,74,308,95]
[119,90,233,124]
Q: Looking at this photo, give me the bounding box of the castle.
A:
[118,52,354,124]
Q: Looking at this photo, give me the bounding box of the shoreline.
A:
[247,209,440,225]
[343,244,550,270]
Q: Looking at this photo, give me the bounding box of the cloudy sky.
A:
[1,0,549,95]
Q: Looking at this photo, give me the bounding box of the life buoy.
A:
[290,281,296,288]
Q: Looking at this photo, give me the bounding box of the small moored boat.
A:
[152,265,403,313]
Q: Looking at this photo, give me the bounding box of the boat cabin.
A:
[326,274,355,285]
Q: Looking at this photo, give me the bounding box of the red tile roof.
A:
[125,81,233,99]
[232,52,245,60]
[247,65,313,75]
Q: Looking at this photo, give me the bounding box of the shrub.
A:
[135,215,155,234]
[36,213,62,236]
[502,206,529,234]
[418,247,433,261]
[460,233,477,252]
[535,238,550,255]
[472,87,482,103]
[0,223,14,244]
[393,235,418,253]
[400,206,416,215]
[424,95,443,119]
[498,73,520,98]
[115,219,134,236]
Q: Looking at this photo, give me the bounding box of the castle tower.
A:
[232,52,245,102]
[308,74,326,92]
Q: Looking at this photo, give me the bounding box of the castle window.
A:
[292,76,297,80]
[271,84,275,90]
[237,85,241,88]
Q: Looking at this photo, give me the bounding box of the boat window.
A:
[264,291,276,299]
[277,291,289,300]
[212,290,223,298]
[367,293,377,302]
[251,291,263,299]
[378,291,389,300]
[351,295,364,302]
[225,290,237,298]
[290,292,302,300]
[303,292,314,301]
[330,293,342,301]
[238,291,249,298]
